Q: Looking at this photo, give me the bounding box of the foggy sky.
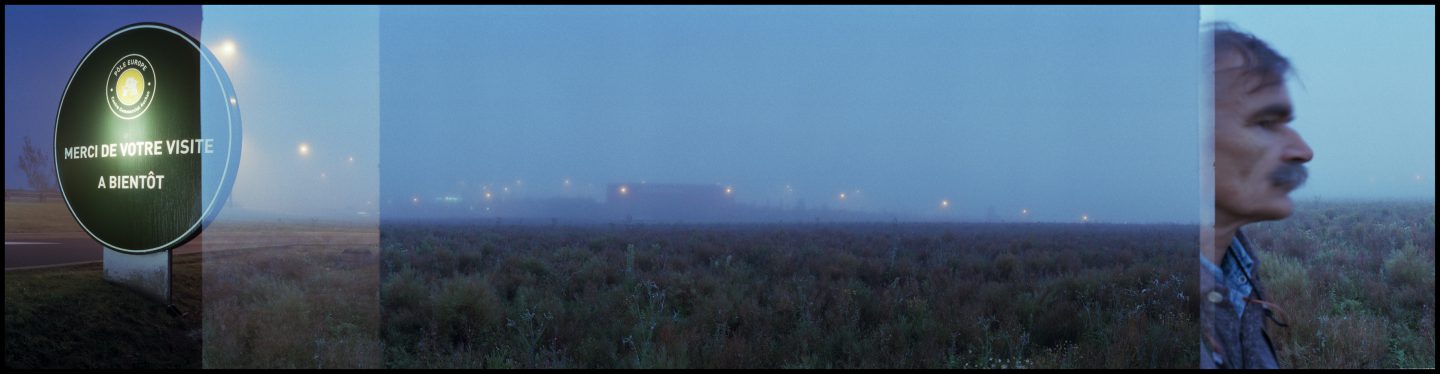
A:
[24,7,1418,224]
[380,5,1202,223]
[201,6,380,220]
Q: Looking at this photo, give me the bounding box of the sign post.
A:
[53,23,240,305]
[102,249,171,302]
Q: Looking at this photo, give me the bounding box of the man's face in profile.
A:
[1214,52,1314,223]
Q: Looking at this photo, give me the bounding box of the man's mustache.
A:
[1271,163,1308,190]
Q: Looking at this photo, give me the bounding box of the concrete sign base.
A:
[103,248,171,303]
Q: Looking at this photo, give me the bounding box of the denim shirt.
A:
[1201,236,1257,318]
[1200,229,1279,369]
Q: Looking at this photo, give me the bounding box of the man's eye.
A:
[1254,116,1292,129]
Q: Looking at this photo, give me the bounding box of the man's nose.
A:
[1285,129,1314,164]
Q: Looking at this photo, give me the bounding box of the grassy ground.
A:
[4,201,82,234]
[5,218,382,369]
[381,223,1198,368]
[202,244,382,368]
[1246,199,1435,369]
[4,253,202,368]
[204,218,379,234]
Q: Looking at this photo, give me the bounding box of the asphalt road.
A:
[5,233,103,269]
[5,232,204,270]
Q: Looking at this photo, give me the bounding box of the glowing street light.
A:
[725,186,734,195]
[940,199,950,208]
[220,39,236,56]
[1081,214,1090,223]
[619,185,629,195]
[347,155,355,164]
[298,142,310,157]
[838,192,847,201]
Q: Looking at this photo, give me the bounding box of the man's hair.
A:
[1207,22,1293,92]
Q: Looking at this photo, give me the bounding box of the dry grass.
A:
[381,222,1197,368]
[1247,200,1435,369]
[4,201,82,234]
[201,244,382,368]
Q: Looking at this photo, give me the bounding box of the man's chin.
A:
[1254,197,1296,221]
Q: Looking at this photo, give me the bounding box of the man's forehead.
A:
[1247,85,1292,115]
[1215,48,1249,72]
[1217,74,1292,116]
[1216,56,1288,102]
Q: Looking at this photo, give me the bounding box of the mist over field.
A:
[379,6,1201,224]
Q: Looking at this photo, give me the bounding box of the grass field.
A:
[4,253,201,368]
[1245,199,1435,369]
[380,222,1198,368]
[4,201,82,234]
[5,217,381,369]
[201,244,382,368]
[16,200,1421,368]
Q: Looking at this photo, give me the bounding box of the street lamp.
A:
[220,39,236,56]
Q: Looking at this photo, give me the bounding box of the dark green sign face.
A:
[54,23,240,254]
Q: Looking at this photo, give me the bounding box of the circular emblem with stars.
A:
[106,53,156,120]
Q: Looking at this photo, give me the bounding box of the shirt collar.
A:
[1230,229,1257,276]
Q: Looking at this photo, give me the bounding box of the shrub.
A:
[433,274,502,346]
[381,222,1198,368]
[1384,243,1431,289]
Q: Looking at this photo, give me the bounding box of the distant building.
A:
[606,182,735,222]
